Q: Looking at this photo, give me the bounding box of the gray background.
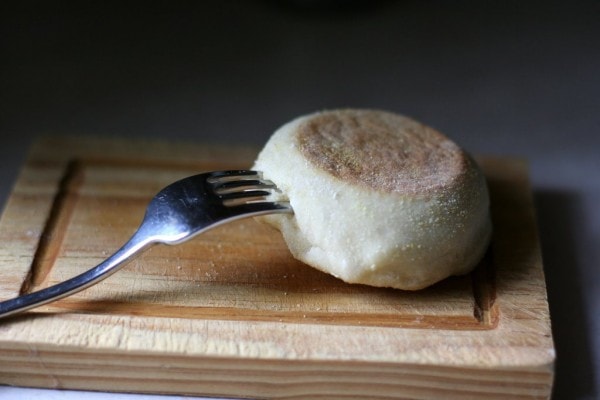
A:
[1,1,598,399]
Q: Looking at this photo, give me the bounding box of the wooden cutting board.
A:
[0,136,554,399]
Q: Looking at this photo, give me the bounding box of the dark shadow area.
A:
[535,189,597,400]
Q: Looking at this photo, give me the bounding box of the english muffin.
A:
[253,109,491,290]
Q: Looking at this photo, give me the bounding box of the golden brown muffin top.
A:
[295,109,468,194]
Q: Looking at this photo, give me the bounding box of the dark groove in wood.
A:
[472,248,498,327]
[20,159,85,295]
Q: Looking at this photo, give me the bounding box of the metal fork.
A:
[0,170,292,320]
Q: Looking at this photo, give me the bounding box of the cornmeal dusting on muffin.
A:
[296,110,467,194]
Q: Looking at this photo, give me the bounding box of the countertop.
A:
[0,1,598,399]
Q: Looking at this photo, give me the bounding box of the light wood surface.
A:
[0,136,554,399]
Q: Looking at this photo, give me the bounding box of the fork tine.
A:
[211,179,276,195]
[206,170,261,184]
[207,170,282,204]
[219,189,273,201]
[230,200,292,214]
[207,170,291,216]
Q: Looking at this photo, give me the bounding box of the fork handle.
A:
[0,230,155,320]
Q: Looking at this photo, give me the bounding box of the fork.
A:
[0,170,292,320]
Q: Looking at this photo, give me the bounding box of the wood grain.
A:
[0,136,554,399]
